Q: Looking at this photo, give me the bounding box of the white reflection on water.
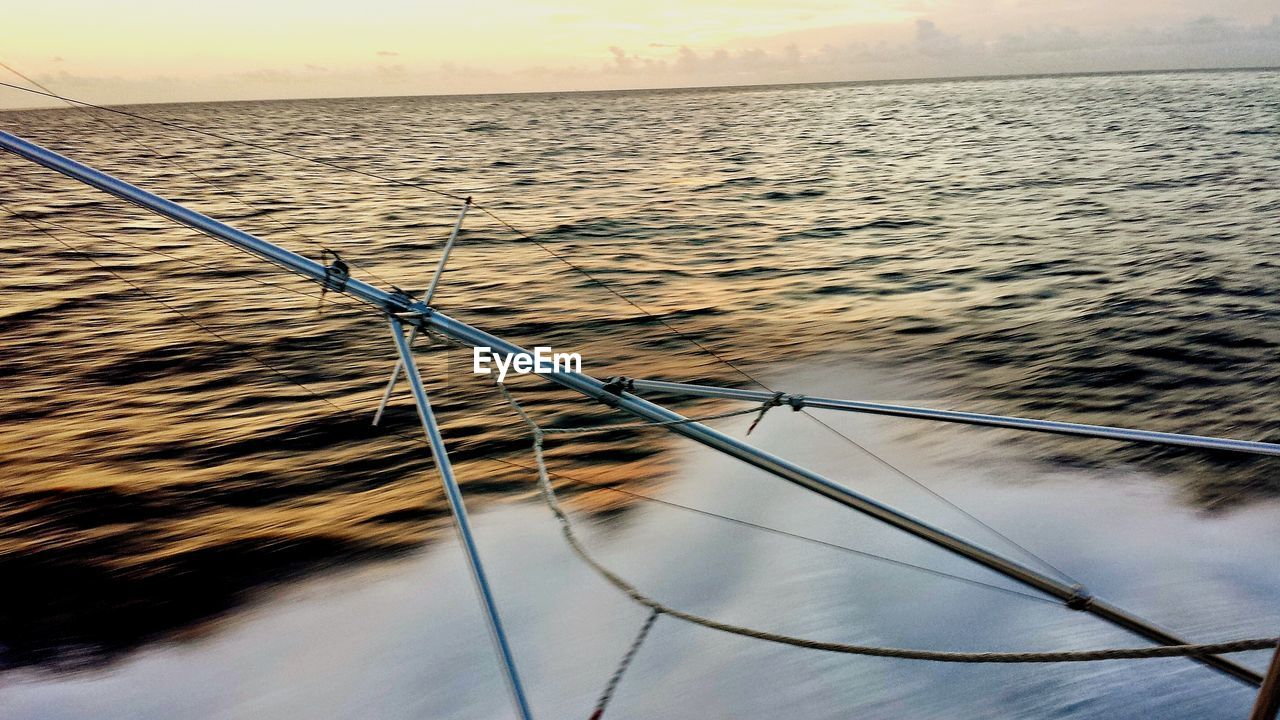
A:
[2,367,1277,719]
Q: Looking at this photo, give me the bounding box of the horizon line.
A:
[2,63,1278,113]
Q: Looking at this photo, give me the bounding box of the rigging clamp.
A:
[316,249,350,312]
[319,248,350,293]
[602,376,636,396]
[1066,584,1095,611]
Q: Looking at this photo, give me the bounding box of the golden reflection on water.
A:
[0,69,1278,669]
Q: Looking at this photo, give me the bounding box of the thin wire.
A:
[17,213,362,308]
[484,455,1059,605]
[2,158,385,315]
[0,74,1073,582]
[5,208,372,403]
[0,78,665,229]
[0,80,467,203]
[0,64,402,291]
[530,404,767,434]
[477,203,1078,585]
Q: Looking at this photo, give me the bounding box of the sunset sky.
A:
[0,0,1277,107]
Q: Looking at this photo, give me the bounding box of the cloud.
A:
[599,15,1280,85]
[376,50,400,57]
[1150,14,1280,45]
[994,27,1094,55]
[608,45,629,67]
[988,14,1280,70]
[914,19,967,57]
[624,15,1273,84]
[3,14,1276,108]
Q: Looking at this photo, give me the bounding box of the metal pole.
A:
[388,316,534,720]
[1250,643,1280,720]
[2,128,1261,687]
[623,379,1280,458]
[372,199,469,425]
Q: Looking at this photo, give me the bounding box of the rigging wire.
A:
[2,159,383,314]
[487,453,1059,605]
[481,211,1079,586]
[0,64,403,292]
[0,80,468,203]
[15,213,361,308]
[422,333,1068,605]
[0,74,1074,582]
[1,208,1066,606]
[5,206,366,401]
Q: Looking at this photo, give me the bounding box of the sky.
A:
[0,0,1277,107]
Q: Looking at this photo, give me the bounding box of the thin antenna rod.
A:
[373,198,470,426]
[388,316,535,720]
[0,128,1260,687]
[425,198,471,305]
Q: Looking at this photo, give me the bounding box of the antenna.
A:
[373,197,471,426]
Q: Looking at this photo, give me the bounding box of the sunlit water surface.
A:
[1,69,1278,717]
